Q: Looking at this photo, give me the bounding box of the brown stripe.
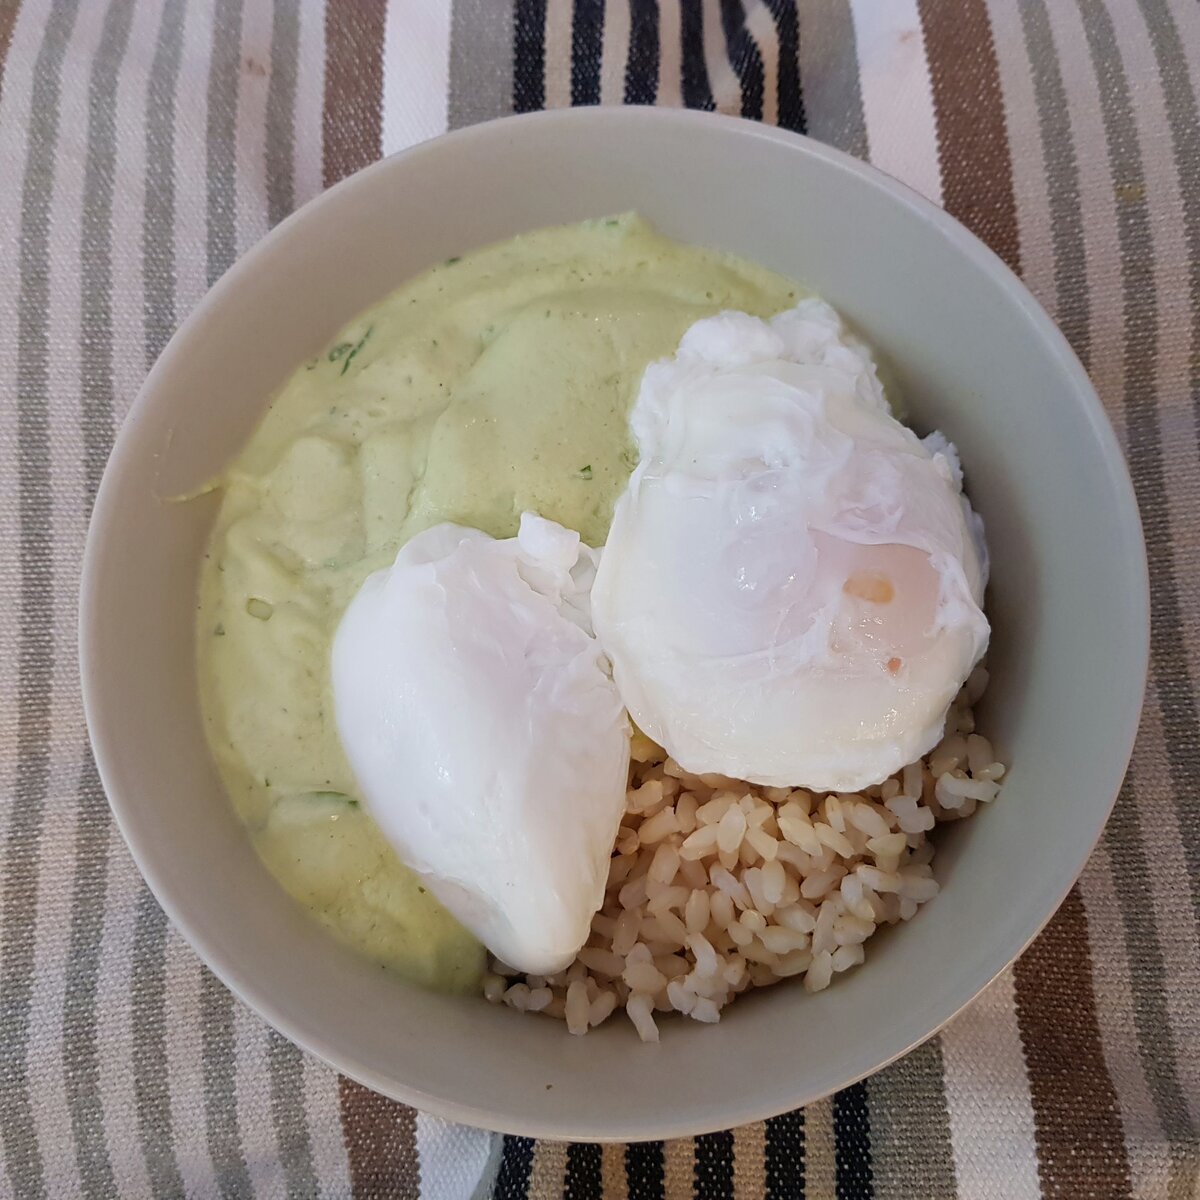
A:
[800,1098,835,1200]
[321,0,385,188]
[601,1142,628,1199]
[916,0,1021,273]
[731,1121,766,1200]
[1012,890,1133,1198]
[0,0,19,101]
[662,1137,694,1200]
[337,1077,420,1199]
[527,1138,568,1197]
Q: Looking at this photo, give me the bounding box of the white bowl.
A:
[80,108,1148,1141]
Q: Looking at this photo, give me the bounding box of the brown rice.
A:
[483,665,1003,1041]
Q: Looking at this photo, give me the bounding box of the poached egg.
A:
[332,513,629,976]
[591,299,989,793]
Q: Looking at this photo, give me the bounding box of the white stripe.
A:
[172,0,214,319]
[235,1003,284,1191]
[543,0,572,110]
[234,0,272,256]
[1077,843,1173,1198]
[96,836,155,1199]
[700,0,741,116]
[164,932,219,1194]
[743,0,779,127]
[940,968,1042,1200]
[599,0,631,106]
[847,0,943,205]
[656,0,682,107]
[292,0,325,206]
[415,1112,496,1200]
[381,0,451,156]
[302,1054,352,1199]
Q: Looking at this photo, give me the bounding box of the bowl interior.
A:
[81,109,1147,1141]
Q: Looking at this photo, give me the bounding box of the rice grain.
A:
[485,692,1003,1037]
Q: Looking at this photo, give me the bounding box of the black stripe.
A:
[565,1142,603,1199]
[493,1136,536,1200]
[626,1141,665,1199]
[513,0,547,112]
[719,0,764,120]
[693,1129,734,1200]
[679,0,714,110]
[765,1108,805,1199]
[571,0,604,105]
[764,0,805,132]
[624,0,659,105]
[833,1082,874,1199]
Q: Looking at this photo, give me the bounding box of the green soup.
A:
[197,215,798,991]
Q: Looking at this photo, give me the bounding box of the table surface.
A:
[1,1,1197,1196]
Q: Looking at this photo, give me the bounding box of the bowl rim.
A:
[80,105,1150,1140]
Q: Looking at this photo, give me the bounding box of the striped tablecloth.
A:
[1,0,1197,1196]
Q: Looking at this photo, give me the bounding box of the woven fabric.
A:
[1,1,1198,1196]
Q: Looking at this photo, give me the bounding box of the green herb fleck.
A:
[302,790,357,807]
[445,256,461,265]
[605,218,619,227]
[328,342,353,362]
[417,886,426,894]
[213,623,225,637]
[577,464,593,480]
[339,326,373,377]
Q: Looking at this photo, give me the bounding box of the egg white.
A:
[592,300,989,793]
[332,513,629,975]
